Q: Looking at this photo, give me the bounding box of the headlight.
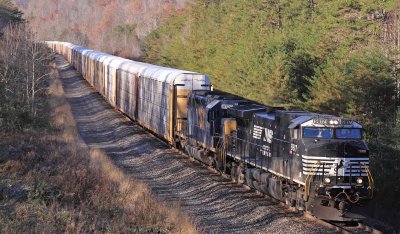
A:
[323,177,331,184]
[356,177,363,184]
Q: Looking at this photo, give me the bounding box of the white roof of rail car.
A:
[99,54,111,62]
[82,48,94,55]
[85,50,113,63]
[139,66,210,85]
[103,56,131,69]
[87,51,108,60]
[72,45,92,53]
[119,60,155,75]
[63,42,74,48]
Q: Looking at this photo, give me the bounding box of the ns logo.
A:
[263,128,273,143]
[253,125,273,143]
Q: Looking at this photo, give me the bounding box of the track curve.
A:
[54,55,337,233]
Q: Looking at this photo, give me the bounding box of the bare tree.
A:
[0,24,51,128]
[14,0,191,58]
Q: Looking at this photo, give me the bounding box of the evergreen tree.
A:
[0,0,23,31]
[344,51,396,140]
[306,60,348,115]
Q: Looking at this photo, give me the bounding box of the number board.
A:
[312,118,353,125]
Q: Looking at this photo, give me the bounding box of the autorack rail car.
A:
[46,41,212,143]
[46,41,374,222]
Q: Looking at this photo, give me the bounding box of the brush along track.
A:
[53,55,339,233]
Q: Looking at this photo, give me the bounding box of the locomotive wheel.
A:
[230,163,244,184]
[237,167,245,184]
[213,157,223,172]
[296,188,305,211]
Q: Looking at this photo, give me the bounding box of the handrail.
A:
[362,162,375,198]
[304,161,320,201]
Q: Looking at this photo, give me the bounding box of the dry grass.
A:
[0,62,196,233]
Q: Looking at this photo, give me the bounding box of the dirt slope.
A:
[54,54,335,233]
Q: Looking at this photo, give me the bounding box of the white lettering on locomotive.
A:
[290,143,297,152]
[290,144,300,157]
[261,145,271,157]
[221,104,234,109]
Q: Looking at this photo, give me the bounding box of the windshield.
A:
[303,128,333,139]
[336,128,361,139]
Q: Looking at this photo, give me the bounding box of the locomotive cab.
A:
[290,115,374,220]
[291,116,370,186]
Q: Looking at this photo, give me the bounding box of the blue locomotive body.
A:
[184,91,373,221]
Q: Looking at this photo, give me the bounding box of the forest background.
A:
[9,0,400,231]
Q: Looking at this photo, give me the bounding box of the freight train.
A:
[46,41,374,221]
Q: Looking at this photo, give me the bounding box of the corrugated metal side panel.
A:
[98,60,106,97]
[82,53,85,75]
[105,66,117,107]
[76,51,81,72]
[91,57,97,88]
[67,44,73,64]
[117,70,137,119]
[90,58,95,86]
[88,53,106,89]
[87,56,94,86]
[85,55,90,84]
[94,60,104,96]
[138,76,170,141]
[64,43,68,60]
[82,51,93,80]
[82,54,87,79]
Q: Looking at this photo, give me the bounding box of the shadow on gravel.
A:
[55,56,334,233]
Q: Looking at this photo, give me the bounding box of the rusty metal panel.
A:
[176,89,190,119]
[223,118,237,136]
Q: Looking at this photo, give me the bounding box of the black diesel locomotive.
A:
[182,91,374,221]
[47,42,374,222]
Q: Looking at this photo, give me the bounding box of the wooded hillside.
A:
[143,0,400,229]
[144,0,400,139]
[13,0,190,58]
